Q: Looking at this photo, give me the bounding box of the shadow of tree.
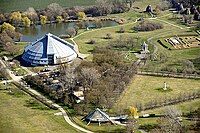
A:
[24,99,50,110]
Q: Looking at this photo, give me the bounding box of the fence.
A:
[136,90,200,111]
[137,71,200,79]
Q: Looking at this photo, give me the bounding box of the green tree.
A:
[9,11,22,25]
[56,16,63,23]
[0,22,15,32]
[77,12,86,20]
[40,15,47,25]
[22,17,31,27]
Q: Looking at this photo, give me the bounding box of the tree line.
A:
[24,46,138,113]
[0,0,134,27]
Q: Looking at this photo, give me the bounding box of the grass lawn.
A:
[0,0,96,13]
[0,84,78,133]
[73,116,125,133]
[113,75,200,111]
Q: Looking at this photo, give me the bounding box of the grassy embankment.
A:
[0,83,79,133]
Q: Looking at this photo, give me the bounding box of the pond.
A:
[17,20,118,42]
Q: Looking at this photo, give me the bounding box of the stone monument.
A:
[163,82,167,90]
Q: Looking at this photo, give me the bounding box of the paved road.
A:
[0,80,13,84]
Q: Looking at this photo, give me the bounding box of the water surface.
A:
[17,21,118,42]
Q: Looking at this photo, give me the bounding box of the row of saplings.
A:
[135,90,200,111]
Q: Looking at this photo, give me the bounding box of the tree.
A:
[59,64,78,105]
[158,0,171,11]
[66,27,76,38]
[0,22,15,32]
[95,0,113,15]
[158,106,183,133]
[126,119,137,133]
[182,60,195,74]
[9,11,22,26]
[40,15,47,25]
[61,12,69,20]
[46,3,64,20]
[129,107,139,118]
[77,12,86,20]
[3,42,20,56]
[22,17,31,27]
[0,14,6,24]
[0,31,13,45]
[23,7,39,23]
[56,16,63,23]
[125,0,135,8]
[78,67,101,90]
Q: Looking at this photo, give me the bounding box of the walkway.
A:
[0,59,93,133]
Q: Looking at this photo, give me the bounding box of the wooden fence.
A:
[137,71,200,79]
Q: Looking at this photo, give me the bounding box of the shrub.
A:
[87,39,96,44]
[117,27,125,33]
[134,21,163,31]
[66,27,76,38]
[104,33,112,39]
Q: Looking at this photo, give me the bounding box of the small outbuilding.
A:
[82,108,115,126]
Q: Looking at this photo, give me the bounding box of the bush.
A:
[117,27,125,33]
[87,39,96,44]
[66,27,76,38]
[134,21,163,31]
[104,33,112,39]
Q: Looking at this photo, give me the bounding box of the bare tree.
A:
[79,67,101,90]
[24,7,39,23]
[46,3,64,20]
[59,64,77,92]
[182,60,195,74]
[126,118,137,133]
[95,0,113,15]
[125,0,135,8]
[158,106,183,133]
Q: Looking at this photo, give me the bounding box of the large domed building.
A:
[22,33,77,66]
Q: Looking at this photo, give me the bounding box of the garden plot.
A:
[165,36,200,49]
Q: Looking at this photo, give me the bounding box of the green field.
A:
[113,75,200,111]
[0,84,78,133]
[0,0,96,13]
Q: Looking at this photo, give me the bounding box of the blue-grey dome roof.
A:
[22,33,77,65]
